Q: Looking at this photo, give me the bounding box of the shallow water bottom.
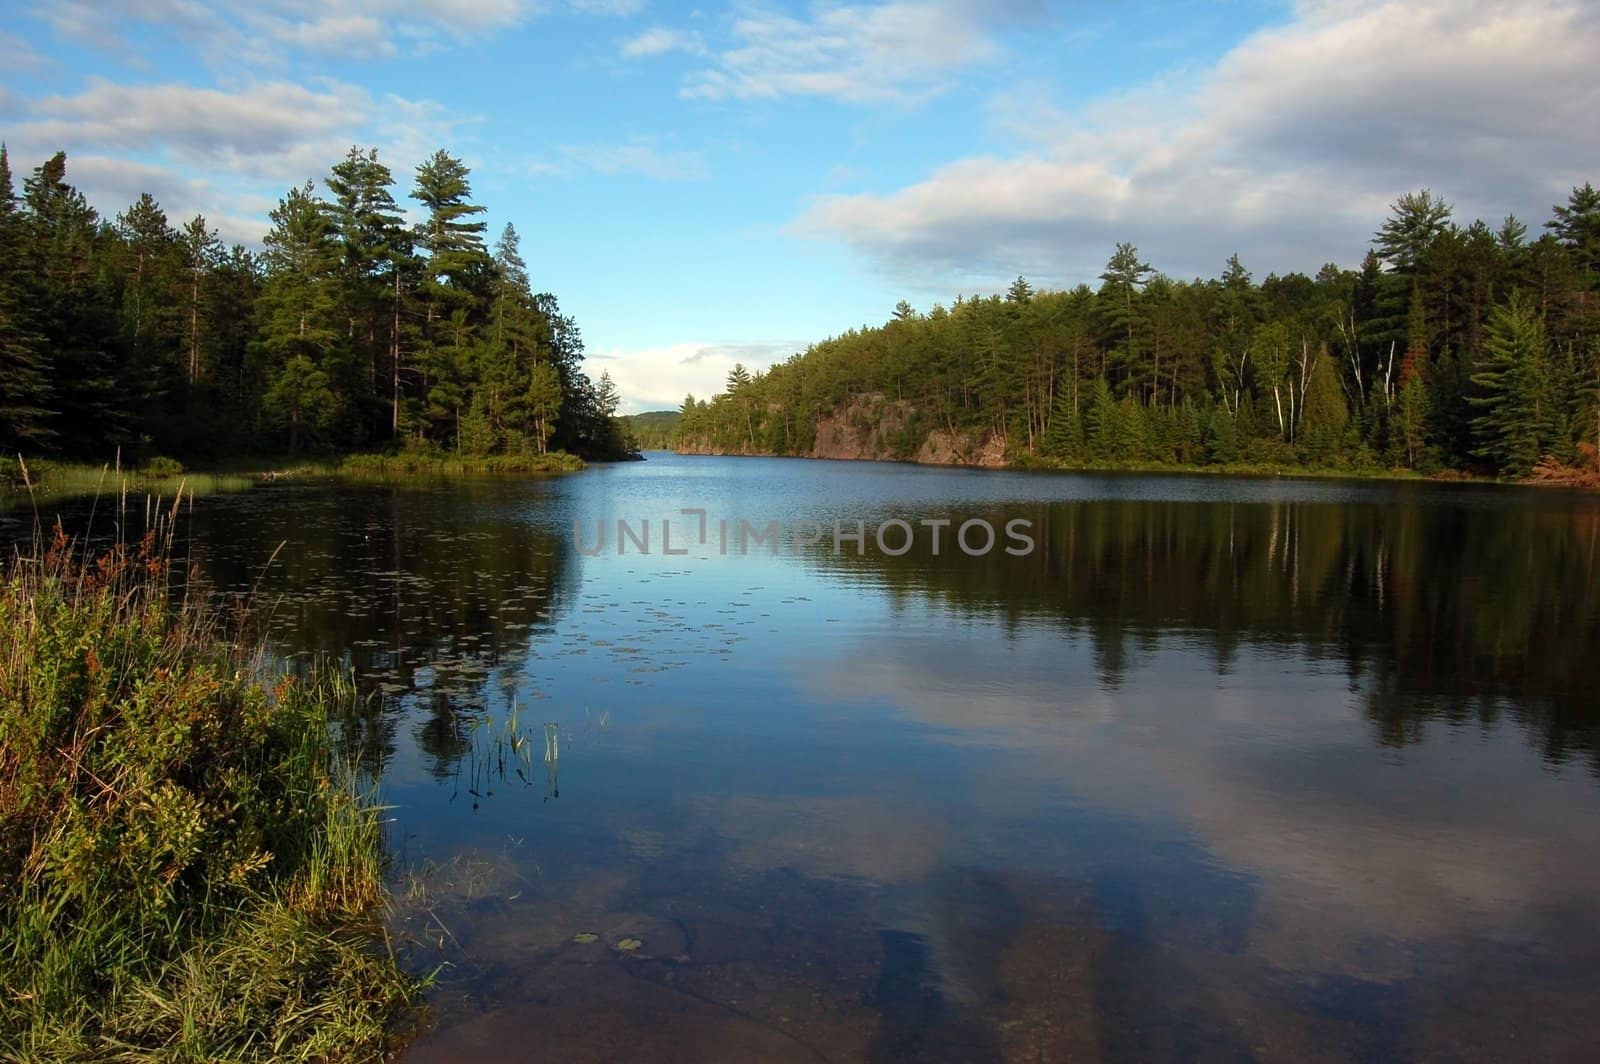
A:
[395,851,1598,1063]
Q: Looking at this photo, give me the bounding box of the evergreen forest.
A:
[0,145,636,464]
[678,188,1600,479]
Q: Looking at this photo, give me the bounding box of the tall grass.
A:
[334,448,585,476]
[0,455,259,507]
[0,450,584,509]
[0,504,423,1061]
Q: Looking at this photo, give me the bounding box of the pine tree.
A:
[595,371,621,418]
[0,292,52,452]
[206,243,263,448]
[1470,292,1552,475]
[412,151,490,446]
[1398,282,1429,385]
[1497,214,1528,252]
[114,192,192,450]
[1299,347,1353,465]
[255,182,344,451]
[178,214,222,387]
[1206,404,1241,463]
[1209,257,1258,417]
[463,223,556,454]
[327,147,412,438]
[525,362,562,454]
[725,363,755,449]
[491,225,545,382]
[116,193,180,360]
[413,150,489,305]
[1097,243,1153,396]
[265,355,340,453]
[1083,375,1117,459]
[328,148,409,283]
[1374,190,1453,274]
[425,307,473,447]
[1042,385,1083,459]
[1394,375,1428,468]
[0,144,54,451]
[1582,338,1600,468]
[1546,182,1600,282]
[23,152,131,455]
[0,145,12,223]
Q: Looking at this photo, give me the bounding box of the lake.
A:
[8,453,1599,1061]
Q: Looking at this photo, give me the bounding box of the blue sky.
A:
[3,1,1597,411]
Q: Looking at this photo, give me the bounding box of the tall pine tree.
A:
[255,182,344,452]
[1470,291,1553,475]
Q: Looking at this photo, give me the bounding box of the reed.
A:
[0,501,423,1061]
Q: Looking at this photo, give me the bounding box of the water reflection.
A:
[7,458,1600,1060]
[805,494,1600,770]
[2,479,582,778]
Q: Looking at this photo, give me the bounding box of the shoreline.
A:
[669,446,1596,492]
[0,450,590,506]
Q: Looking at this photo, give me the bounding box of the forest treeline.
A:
[679,188,1600,478]
[0,145,636,463]
[621,410,679,450]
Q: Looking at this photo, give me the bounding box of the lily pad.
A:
[572,932,599,944]
[616,938,643,952]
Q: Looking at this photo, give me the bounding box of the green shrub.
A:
[141,455,185,477]
[337,449,583,476]
[0,523,422,1060]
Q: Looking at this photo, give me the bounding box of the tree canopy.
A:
[0,145,637,462]
[678,185,1600,479]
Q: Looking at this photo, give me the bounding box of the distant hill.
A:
[622,410,680,450]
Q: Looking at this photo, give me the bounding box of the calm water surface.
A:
[10,454,1600,1061]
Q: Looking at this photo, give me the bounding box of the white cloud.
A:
[27,0,544,66]
[7,77,470,245]
[569,0,647,14]
[530,138,709,181]
[0,29,50,71]
[28,1,224,57]
[804,638,1600,973]
[620,26,708,58]
[392,0,537,32]
[593,340,804,412]
[681,1,1024,104]
[245,13,398,59]
[793,0,1600,287]
[18,79,361,166]
[57,155,273,243]
[568,141,707,180]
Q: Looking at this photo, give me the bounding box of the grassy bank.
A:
[0,456,260,505]
[674,445,1600,489]
[1006,452,1431,482]
[0,518,423,1061]
[1,449,586,505]
[1011,452,1600,489]
[330,448,584,477]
